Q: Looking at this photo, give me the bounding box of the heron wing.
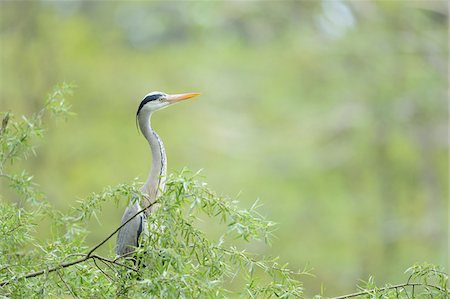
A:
[116,201,143,256]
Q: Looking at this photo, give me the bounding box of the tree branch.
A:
[0,256,88,287]
[332,282,446,299]
[0,197,159,287]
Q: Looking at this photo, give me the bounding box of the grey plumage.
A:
[116,199,145,256]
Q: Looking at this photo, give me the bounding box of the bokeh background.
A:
[0,1,448,296]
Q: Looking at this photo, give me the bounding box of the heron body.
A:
[115,199,145,256]
[116,91,200,256]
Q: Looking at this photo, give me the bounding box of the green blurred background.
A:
[0,0,448,296]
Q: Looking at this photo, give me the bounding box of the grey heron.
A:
[116,91,200,257]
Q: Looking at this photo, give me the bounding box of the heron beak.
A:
[166,92,201,104]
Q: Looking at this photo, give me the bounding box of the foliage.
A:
[322,263,449,299]
[1,84,448,298]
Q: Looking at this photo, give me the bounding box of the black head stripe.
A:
[136,93,163,116]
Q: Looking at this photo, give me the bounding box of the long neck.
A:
[138,111,167,213]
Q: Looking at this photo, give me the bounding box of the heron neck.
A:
[138,111,167,212]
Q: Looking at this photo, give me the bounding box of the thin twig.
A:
[91,254,138,273]
[113,250,136,262]
[97,258,118,275]
[92,258,115,283]
[56,269,78,299]
[404,286,411,299]
[95,260,117,272]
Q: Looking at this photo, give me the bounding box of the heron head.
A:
[137,91,201,116]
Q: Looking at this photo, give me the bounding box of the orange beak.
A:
[166,92,201,104]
